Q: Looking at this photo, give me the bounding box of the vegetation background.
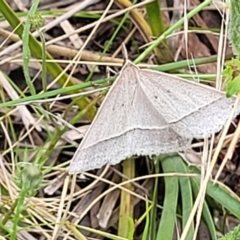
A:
[0,0,240,239]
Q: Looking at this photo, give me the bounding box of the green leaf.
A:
[222,65,233,79]
[226,75,240,97]
[190,178,217,240]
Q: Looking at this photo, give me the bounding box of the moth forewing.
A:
[69,61,240,174]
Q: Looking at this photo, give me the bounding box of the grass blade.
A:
[157,155,179,240]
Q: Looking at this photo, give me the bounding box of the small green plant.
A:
[224,59,240,97]
[219,224,240,240]
[22,0,41,95]
[1,163,43,239]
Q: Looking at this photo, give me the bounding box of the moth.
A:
[69,61,240,174]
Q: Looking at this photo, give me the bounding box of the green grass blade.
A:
[146,0,164,37]
[190,177,217,240]
[142,197,151,240]
[145,0,172,63]
[190,166,240,219]
[174,157,194,240]
[157,155,179,240]
[148,158,159,239]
